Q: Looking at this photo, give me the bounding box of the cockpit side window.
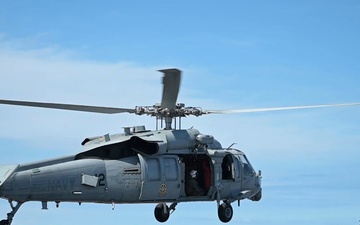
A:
[222,155,234,180]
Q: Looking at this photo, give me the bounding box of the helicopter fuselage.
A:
[0,128,261,212]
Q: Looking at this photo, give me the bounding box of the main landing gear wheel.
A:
[218,202,233,223]
[154,203,170,223]
[1,201,23,225]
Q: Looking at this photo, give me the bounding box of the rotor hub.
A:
[134,104,206,118]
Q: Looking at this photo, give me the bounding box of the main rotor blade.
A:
[205,102,360,114]
[159,69,181,109]
[0,99,135,114]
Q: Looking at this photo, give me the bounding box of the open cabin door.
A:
[138,155,181,201]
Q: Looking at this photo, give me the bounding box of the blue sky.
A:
[1,1,360,225]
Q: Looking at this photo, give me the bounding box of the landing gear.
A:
[0,201,23,225]
[0,220,9,225]
[218,202,233,223]
[154,203,170,222]
[154,202,177,223]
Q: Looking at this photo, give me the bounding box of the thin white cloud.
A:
[0,45,166,152]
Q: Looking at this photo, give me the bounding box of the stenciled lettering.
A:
[47,177,75,191]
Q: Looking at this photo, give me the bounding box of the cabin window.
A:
[164,157,178,181]
[147,158,161,181]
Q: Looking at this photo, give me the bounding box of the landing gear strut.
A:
[0,201,23,225]
[218,202,233,223]
[154,202,177,223]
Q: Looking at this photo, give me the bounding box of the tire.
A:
[154,203,170,223]
[218,202,233,223]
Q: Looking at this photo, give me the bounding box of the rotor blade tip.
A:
[158,68,182,74]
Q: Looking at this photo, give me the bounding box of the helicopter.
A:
[0,68,360,225]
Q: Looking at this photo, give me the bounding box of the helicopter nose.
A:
[250,188,262,201]
[256,170,262,186]
[250,170,262,201]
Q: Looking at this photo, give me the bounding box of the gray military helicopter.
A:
[0,69,359,225]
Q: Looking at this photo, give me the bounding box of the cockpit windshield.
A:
[239,154,254,175]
